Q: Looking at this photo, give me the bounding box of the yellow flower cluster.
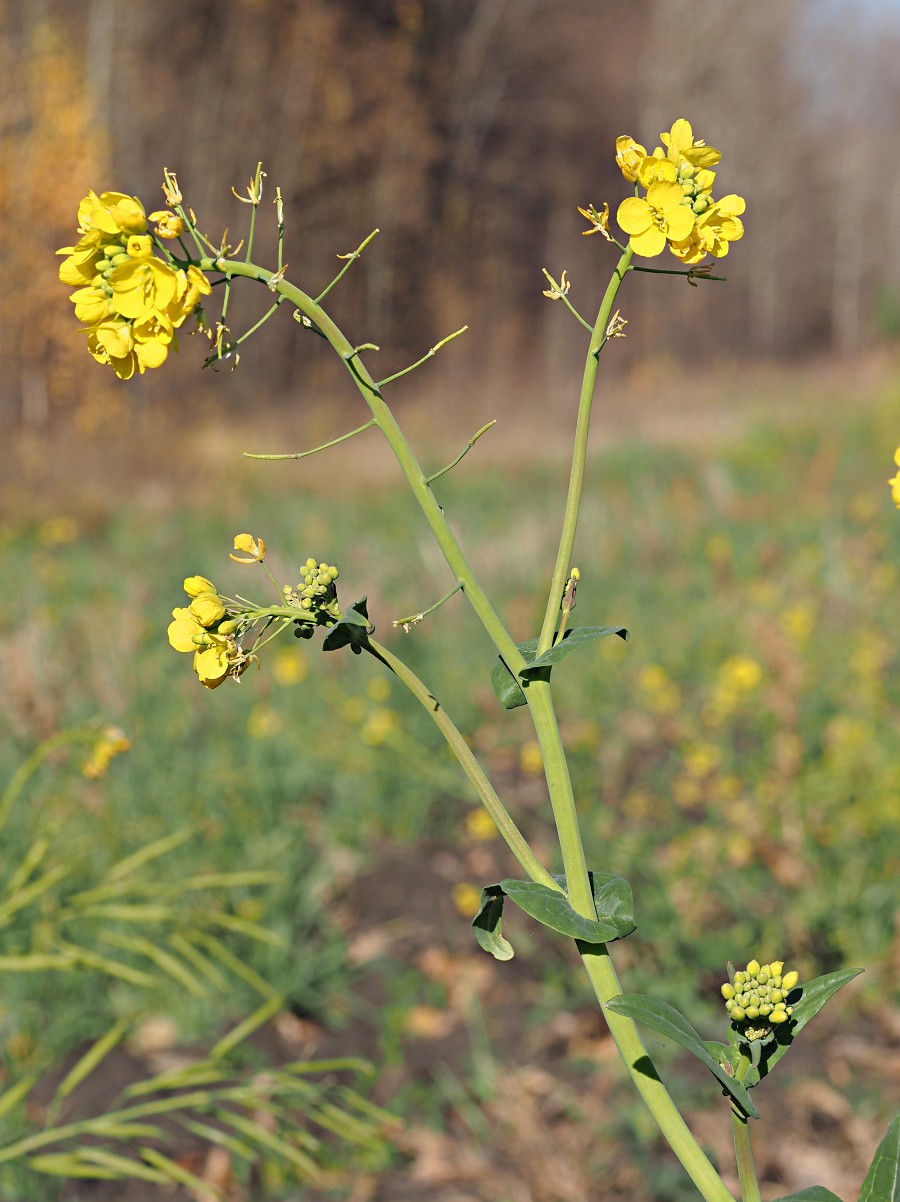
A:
[167,575,249,689]
[721,959,799,1033]
[57,190,210,378]
[613,120,745,261]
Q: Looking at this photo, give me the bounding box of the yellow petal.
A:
[629,225,667,258]
[663,204,696,242]
[617,197,652,236]
[647,180,686,215]
[168,608,204,652]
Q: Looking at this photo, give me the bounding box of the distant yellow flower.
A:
[615,136,648,182]
[617,181,696,258]
[888,448,900,508]
[465,809,498,841]
[720,655,762,692]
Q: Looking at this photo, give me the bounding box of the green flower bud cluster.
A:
[721,959,799,1032]
[677,162,713,215]
[283,557,341,621]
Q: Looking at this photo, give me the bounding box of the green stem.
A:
[731,1057,762,1202]
[536,247,633,656]
[366,638,559,891]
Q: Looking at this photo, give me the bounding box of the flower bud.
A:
[731,1006,746,1021]
[721,983,735,1000]
[746,960,760,978]
[769,961,784,977]
[190,593,226,627]
[184,575,217,597]
[781,970,799,992]
[769,1008,789,1024]
[218,619,239,635]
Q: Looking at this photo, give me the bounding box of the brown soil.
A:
[54,838,899,1202]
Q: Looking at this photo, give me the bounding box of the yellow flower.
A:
[615,136,648,182]
[888,448,900,508]
[108,257,181,320]
[670,194,746,263]
[177,264,212,316]
[194,641,231,689]
[230,533,267,563]
[167,606,206,652]
[617,181,696,258]
[149,210,184,239]
[57,242,104,287]
[636,156,677,189]
[659,119,721,169]
[77,190,148,239]
[126,234,154,260]
[71,285,113,326]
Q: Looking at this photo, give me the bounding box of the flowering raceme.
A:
[57,189,210,379]
[607,119,745,263]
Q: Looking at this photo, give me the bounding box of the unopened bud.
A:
[746,959,760,978]
[781,970,799,992]
[769,1008,789,1024]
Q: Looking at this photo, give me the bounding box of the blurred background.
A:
[2,2,900,1200]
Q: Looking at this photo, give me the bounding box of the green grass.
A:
[1,389,899,1194]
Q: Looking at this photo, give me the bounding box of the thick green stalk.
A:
[537,246,632,655]
[582,947,736,1202]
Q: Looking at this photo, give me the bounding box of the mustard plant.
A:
[56,120,899,1201]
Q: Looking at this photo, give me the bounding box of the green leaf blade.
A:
[859,1115,900,1202]
[520,625,628,676]
[606,994,759,1119]
[471,886,514,960]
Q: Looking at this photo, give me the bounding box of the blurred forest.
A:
[5,0,900,438]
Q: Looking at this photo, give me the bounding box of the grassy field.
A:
[1,367,899,1200]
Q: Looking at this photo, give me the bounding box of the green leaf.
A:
[322,598,372,653]
[471,885,514,960]
[859,1115,900,1202]
[490,627,628,710]
[501,879,615,943]
[605,994,759,1119]
[490,640,539,710]
[771,1189,844,1202]
[519,625,628,677]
